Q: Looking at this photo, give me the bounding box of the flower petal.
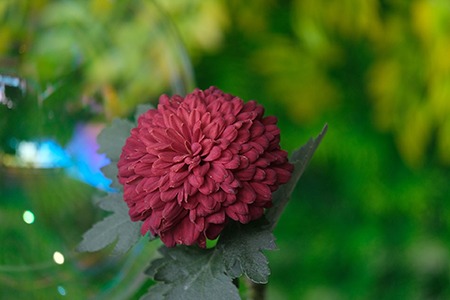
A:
[203,146,222,161]
[117,86,293,247]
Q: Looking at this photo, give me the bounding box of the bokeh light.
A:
[52,251,64,265]
[22,210,35,225]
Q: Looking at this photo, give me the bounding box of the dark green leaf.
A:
[77,193,141,255]
[142,246,240,300]
[266,124,328,230]
[97,118,134,162]
[140,284,171,300]
[218,221,276,284]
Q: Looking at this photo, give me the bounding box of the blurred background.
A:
[1,0,450,299]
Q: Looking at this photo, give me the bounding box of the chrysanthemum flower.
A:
[117,87,293,247]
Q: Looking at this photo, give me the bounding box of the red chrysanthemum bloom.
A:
[117,87,293,247]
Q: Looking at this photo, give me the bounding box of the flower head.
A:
[118,87,293,247]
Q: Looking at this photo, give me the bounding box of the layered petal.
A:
[117,86,293,247]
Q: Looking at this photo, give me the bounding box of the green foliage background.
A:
[165,0,450,299]
[1,0,450,299]
[169,1,450,297]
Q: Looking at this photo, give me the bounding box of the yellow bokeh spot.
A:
[90,0,113,18]
[437,119,450,166]
[395,104,432,168]
[53,251,65,265]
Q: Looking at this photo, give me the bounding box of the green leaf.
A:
[77,193,142,255]
[266,124,328,230]
[97,118,134,163]
[79,106,155,254]
[97,105,152,186]
[139,126,327,299]
[142,246,240,300]
[218,220,276,284]
[100,163,121,189]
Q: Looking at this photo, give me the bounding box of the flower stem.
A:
[233,277,240,289]
[249,282,267,300]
